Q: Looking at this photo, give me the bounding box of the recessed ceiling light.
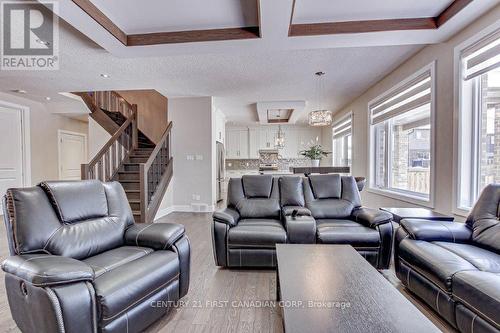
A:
[45,96,51,101]
[36,39,50,46]
[11,89,27,94]
[100,73,110,78]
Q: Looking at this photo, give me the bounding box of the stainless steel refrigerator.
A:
[216,142,225,202]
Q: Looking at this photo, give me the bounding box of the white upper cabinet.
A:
[226,126,322,160]
[248,128,260,158]
[226,129,248,159]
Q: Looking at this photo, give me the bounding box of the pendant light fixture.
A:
[309,71,333,126]
[275,124,285,149]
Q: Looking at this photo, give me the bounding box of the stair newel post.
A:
[139,163,148,223]
[132,105,139,150]
[81,164,90,180]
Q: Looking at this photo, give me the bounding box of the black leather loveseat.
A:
[395,184,500,333]
[212,174,393,269]
[2,180,190,333]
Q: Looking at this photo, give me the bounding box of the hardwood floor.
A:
[0,213,456,332]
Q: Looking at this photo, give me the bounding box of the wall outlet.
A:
[192,194,201,201]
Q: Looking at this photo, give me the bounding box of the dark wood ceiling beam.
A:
[70,0,260,46]
[435,0,474,27]
[290,18,436,37]
[289,0,472,37]
[127,27,260,46]
[70,0,127,45]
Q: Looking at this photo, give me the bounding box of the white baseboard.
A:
[155,204,215,220]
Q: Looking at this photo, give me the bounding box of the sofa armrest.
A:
[352,207,392,228]
[282,206,312,217]
[1,254,94,287]
[125,222,185,250]
[400,219,472,243]
[213,208,240,227]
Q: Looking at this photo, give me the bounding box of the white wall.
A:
[330,5,500,217]
[0,92,88,186]
[156,97,215,216]
[88,117,111,160]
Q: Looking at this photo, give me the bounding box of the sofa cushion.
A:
[308,174,341,199]
[316,219,380,247]
[236,198,281,219]
[432,242,500,273]
[242,175,273,198]
[398,239,478,292]
[93,251,179,322]
[40,180,108,224]
[83,246,153,277]
[472,218,500,254]
[452,271,500,328]
[279,177,305,207]
[228,219,286,248]
[306,200,354,219]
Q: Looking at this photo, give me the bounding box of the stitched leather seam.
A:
[5,190,20,254]
[398,257,451,295]
[102,274,179,321]
[134,224,155,245]
[40,182,65,223]
[471,314,476,333]
[438,221,456,243]
[43,226,63,252]
[44,287,66,333]
[435,289,440,314]
[162,229,184,250]
[85,281,97,333]
[454,295,500,328]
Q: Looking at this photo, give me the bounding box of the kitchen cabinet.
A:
[248,129,260,158]
[226,126,322,159]
[226,129,248,159]
[259,128,276,150]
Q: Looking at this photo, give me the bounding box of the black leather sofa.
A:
[395,184,500,333]
[2,180,190,333]
[212,174,393,269]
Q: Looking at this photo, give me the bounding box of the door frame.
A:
[0,101,31,187]
[57,129,88,180]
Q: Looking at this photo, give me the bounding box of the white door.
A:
[238,130,249,158]
[0,107,24,200]
[59,131,87,180]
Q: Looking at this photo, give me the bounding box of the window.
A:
[369,64,434,202]
[332,113,352,167]
[457,28,500,211]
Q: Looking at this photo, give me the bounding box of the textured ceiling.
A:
[0,20,423,124]
[293,0,453,23]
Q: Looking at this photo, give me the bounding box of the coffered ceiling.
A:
[50,0,496,57]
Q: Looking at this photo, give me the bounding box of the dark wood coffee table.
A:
[276,244,440,333]
[380,207,454,223]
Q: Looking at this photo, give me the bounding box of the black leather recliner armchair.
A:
[212,175,393,269]
[213,175,286,267]
[2,180,190,333]
[395,184,500,333]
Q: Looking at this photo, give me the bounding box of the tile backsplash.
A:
[226,158,312,171]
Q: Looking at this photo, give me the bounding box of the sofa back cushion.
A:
[304,176,361,219]
[3,180,134,259]
[467,184,500,253]
[40,180,108,224]
[279,176,305,207]
[242,175,273,198]
[309,174,341,199]
[228,176,281,219]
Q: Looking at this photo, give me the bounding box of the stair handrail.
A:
[82,109,138,181]
[139,121,173,223]
[77,91,135,119]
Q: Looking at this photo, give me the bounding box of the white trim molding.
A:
[367,61,437,208]
[453,20,500,217]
